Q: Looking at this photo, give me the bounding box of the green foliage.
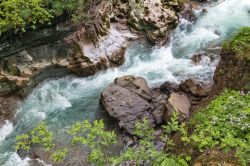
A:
[112,118,189,166]
[0,0,53,33]
[52,148,68,163]
[189,90,250,165]
[16,122,54,152]
[134,118,155,140]
[68,119,117,166]
[162,111,180,134]
[30,122,54,151]
[45,0,77,16]
[0,0,89,34]
[15,134,31,151]
[230,27,250,54]
[16,119,191,165]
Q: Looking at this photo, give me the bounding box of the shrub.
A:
[0,0,53,33]
[189,90,250,165]
[68,119,117,165]
[16,122,54,151]
[230,27,250,54]
[112,118,190,166]
[52,148,68,163]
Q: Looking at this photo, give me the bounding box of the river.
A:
[0,0,250,165]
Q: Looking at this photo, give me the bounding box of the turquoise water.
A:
[0,0,250,165]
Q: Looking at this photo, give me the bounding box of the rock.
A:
[114,75,151,100]
[0,96,20,125]
[164,93,191,122]
[160,81,179,95]
[191,52,217,65]
[151,81,180,124]
[213,44,250,92]
[194,149,239,166]
[180,3,197,22]
[101,75,156,134]
[0,22,135,97]
[128,0,178,44]
[151,90,168,124]
[180,79,212,97]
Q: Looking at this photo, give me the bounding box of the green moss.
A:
[230,27,250,56]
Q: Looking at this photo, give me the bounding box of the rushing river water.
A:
[1,0,250,165]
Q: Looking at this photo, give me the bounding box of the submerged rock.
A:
[101,75,156,134]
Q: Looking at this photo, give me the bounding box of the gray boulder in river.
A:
[101,75,156,134]
[101,76,199,134]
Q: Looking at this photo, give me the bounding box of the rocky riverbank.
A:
[0,0,188,124]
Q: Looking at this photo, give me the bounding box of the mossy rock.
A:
[223,27,250,61]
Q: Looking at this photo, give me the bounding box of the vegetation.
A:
[0,0,52,33]
[0,0,80,34]
[16,90,250,165]
[223,27,250,61]
[230,27,250,54]
[16,122,54,151]
[68,120,117,165]
[188,90,250,165]
[52,148,68,163]
[0,0,109,42]
[16,118,189,165]
[113,117,190,166]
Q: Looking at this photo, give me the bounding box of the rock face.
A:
[164,93,191,122]
[213,46,250,92]
[0,23,134,97]
[101,75,156,134]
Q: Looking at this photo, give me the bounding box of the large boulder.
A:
[101,75,156,134]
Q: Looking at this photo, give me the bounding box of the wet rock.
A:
[180,79,212,97]
[101,75,156,134]
[0,96,20,125]
[191,52,217,65]
[164,93,191,122]
[180,3,197,22]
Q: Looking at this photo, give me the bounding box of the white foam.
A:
[0,121,13,143]
[4,152,30,166]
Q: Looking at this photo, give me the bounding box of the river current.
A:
[0,0,250,165]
